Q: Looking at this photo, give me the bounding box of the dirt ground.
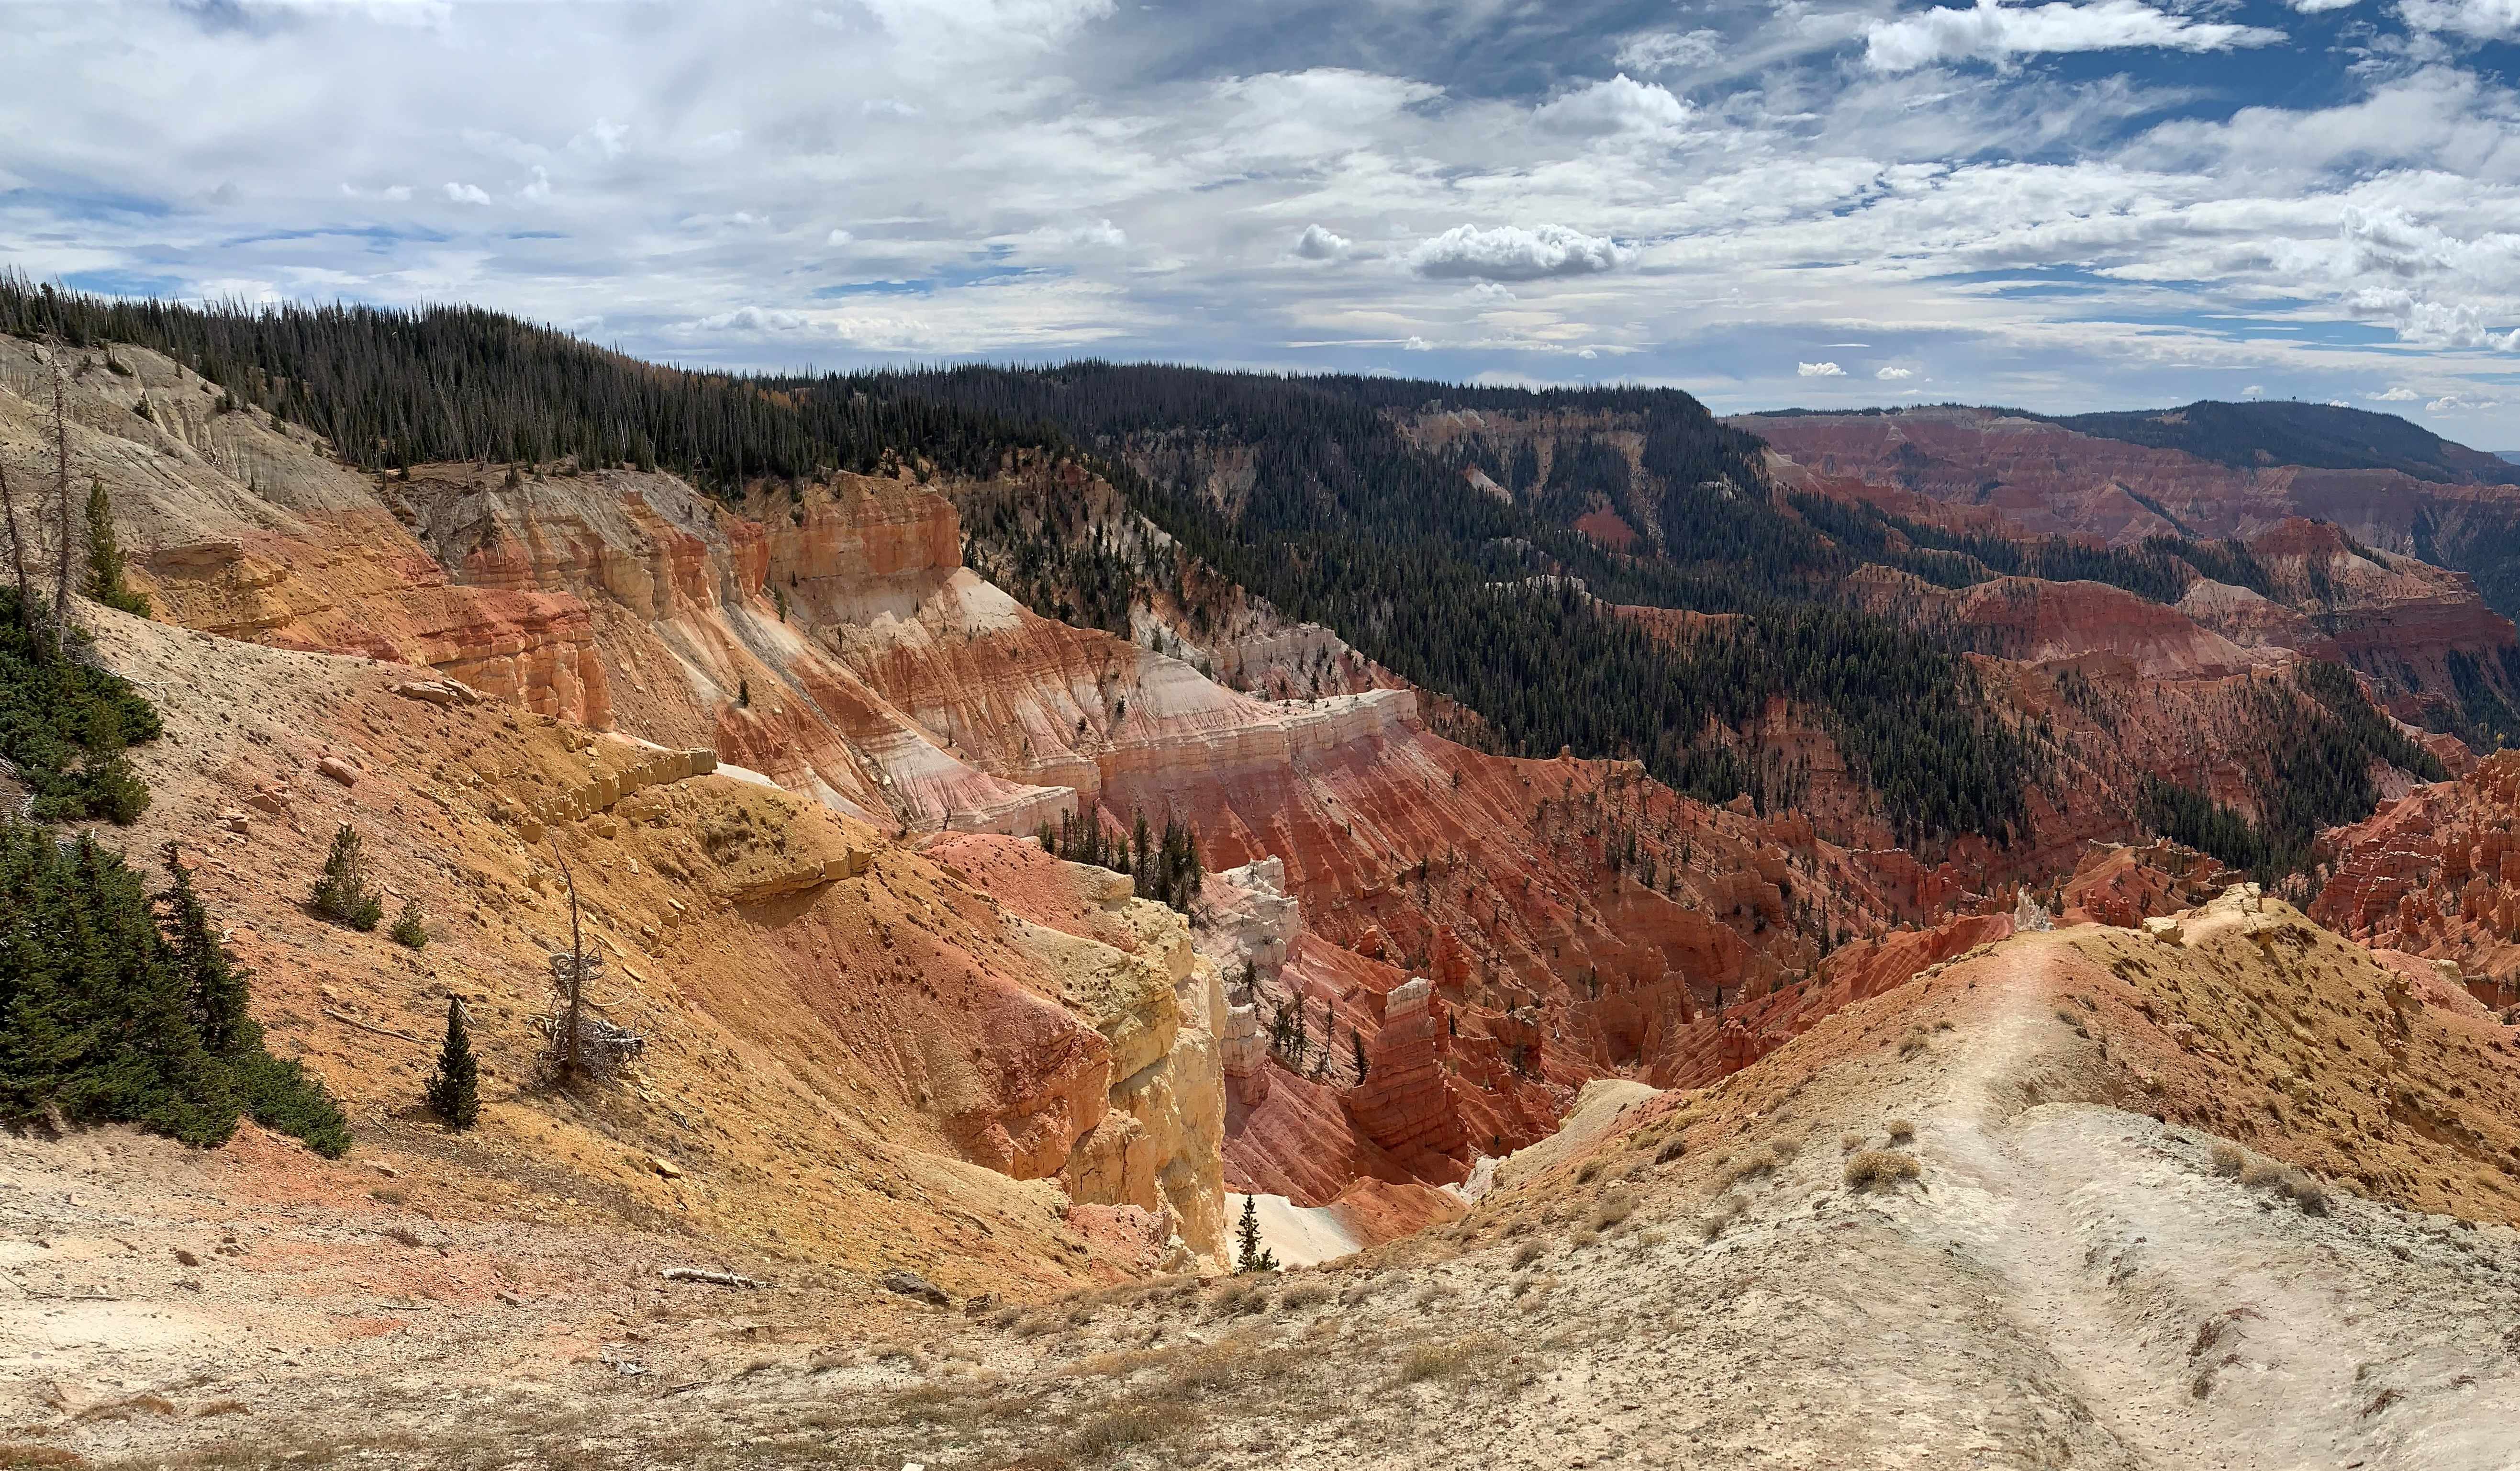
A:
[10,900,2520,1470]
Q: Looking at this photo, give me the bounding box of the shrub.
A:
[1656,1135,1687,1164]
[390,898,428,949]
[1885,1118,1916,1144]
[311,823,384,931]
[0,589,159,824]
[1575,1158,1604,1185]
[1843,1150,1921,1191]
[1587,1190,1638,1230]
[0,825,347,1157]
[2210,1143,2246,1177]
[1511,1240,1545,1270]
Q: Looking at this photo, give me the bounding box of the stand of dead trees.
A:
[0,347,78,660]
[537,834,645,1084]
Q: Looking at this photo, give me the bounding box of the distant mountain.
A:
[2040,400,2520,487]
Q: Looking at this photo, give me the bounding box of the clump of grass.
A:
[1511,1240,1545,1270]
[2239,1157,2286,1189]
[1840,1132,1865,1153]
[1393,1334,1503,1386]
[2210,1143,2246,1178]
[1899,1027,1930,1058]
[1575,1159,1604,1185]
[1071,1404,1173,1457]
[1713,1144,1784,1190]
[1697,1194,1747,1241]
[1587,1190,1638,1231]
[1885,1118,1915,1144]
[1843,1150,1921,1191]
[1279,1280,1331,1312]
[1656,1135,1687,1164]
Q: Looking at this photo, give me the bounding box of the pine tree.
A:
[737,677,750,708]
[390,898,427,949]
[83,478,148,617]
[160,842,256,1055]
[424,996,480,1129]
[311,823,384,931]
[1350,1027,1369,1084]
[1233,1194,1278,1274]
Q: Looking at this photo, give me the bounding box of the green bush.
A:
[0,589,158,824]
[389,898,427,949]
[312,823,384,931]
[0,827,348,1157]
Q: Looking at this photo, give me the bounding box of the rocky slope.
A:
[5,334,1924,1227]
[2311,753,2520,1015]
[1746,405,2520,733]
[13,888,2518,1468]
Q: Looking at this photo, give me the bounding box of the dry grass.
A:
[1843,1150,1921,1191]
[1712,1144,1784,1191]
[1511,1240,1545,1270]
[1586,1190,1638,1230]
[1070,1404,1175,1458]
[1655,1135,1688,1164]
[1278,1281,1331,1312]
[1885,1118,1915,1144]
[2210,1143,2246,1177]
[1393,1333,1505,1386]
[1575,1159,1605,1185]
[1697,1193,1748,1241]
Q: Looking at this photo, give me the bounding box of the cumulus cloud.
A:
[2428,391,2505,413]
[2372,386,2421,401]
[691,306,815,333]
[1863,0,2285,73]
[340,182,412,202]
[1407,224,1632,281]
[2243,383,2266,397]
[1294,224,1353,259]
[2349,289,2520,350]
[1799,361,1846,377]
[1876,365,1916,380]
[2398,0,2520,38]
[827,228,854,247]
[441,181,491,205]
[1531,74,1690,138]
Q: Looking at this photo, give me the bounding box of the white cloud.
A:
[827,228,854,247]
[2290,0,2360,10]
[518,164,552,202]
[1531,75,1691,138]
[340,182,412,202]
[691,305,817,333]
[1405,335,1431,351]
[2372,386,2420,401]
[1864,0,2285,73]
[1407,224,1633,281]
[2428,391,2505,413]
[1876,365,1916,380]
[569,117,628,159]
[1294,224,1353,259]
[441,181,491,205]
[1613,30,1723,74]
[2243,383,2266,397]
[2398,0,2520,38]
[1465,282,1516,301]
[1799,361,1847,377]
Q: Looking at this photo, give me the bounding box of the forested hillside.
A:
[0,280,2451,861]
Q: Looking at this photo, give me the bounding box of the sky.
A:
[7,1,2520,442]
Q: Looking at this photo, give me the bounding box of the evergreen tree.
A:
[737,677,750,708]
[424,996,480,1129]
[1233,1194,1278,1274]
[159,841,255,1055]
[390,898,427,949]
[1351,1027,1369,1084]
[311,822,384,931]
[82,478,148,617]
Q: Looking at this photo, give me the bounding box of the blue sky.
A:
[7,0,2520,441]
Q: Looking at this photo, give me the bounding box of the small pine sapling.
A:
[390,898,427,949]
[424,996,480,1129]
[1234,1194,1279,1275]
[312,822,384,931]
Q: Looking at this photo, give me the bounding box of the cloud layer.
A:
[4,0,2520,438]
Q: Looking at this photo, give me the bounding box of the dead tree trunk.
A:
[48,355,73,657]
[548,833,586,1080]
[0,456,29,631]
